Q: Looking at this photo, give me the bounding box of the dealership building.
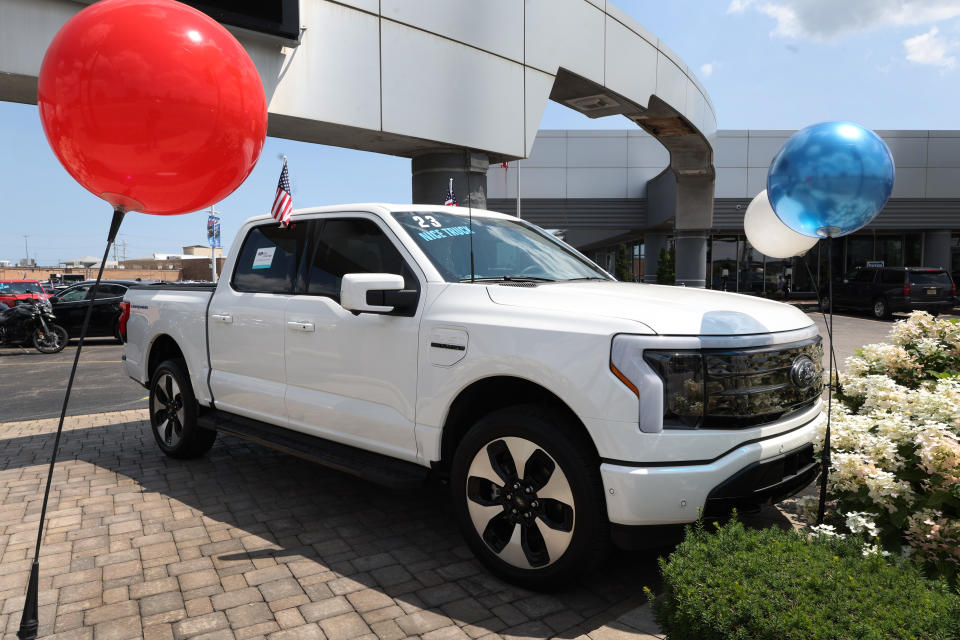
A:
[488,128,960,294]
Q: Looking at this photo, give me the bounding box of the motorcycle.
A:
[0,299,68,354]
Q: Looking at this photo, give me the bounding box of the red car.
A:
[0,280,52,308]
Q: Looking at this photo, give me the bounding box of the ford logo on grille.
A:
[790,355,818,389]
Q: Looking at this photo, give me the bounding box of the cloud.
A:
[727,0,960,41]
[904,26,957,67]
[699,62,715,77]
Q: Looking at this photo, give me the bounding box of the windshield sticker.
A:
[417,225,474,242]
[252,246,276,269]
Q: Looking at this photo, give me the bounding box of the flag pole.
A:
[209,204,218,282]
[516,161,521,220]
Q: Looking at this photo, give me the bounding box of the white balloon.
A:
[744,190,819,259]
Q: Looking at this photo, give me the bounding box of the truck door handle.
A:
[288,321,315,332]
[211,314,233,324]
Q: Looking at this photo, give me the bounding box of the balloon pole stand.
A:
[17,207,126,640]
[816,234,835,525]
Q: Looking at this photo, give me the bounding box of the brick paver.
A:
[0,410,670,639]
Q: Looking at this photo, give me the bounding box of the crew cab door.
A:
[283,215,423,462]
[208,222,308,425]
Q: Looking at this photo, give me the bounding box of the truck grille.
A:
[701,337,823,429]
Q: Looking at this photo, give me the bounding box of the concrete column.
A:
[672,174,714,288]
[642,232,666,284]
[411,150,489,209]
[674,230,709,288]
[924,230,952,272]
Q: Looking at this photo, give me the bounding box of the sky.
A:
[3,0,960,266]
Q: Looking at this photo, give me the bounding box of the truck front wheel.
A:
[450,405,608,588]
[149,359,216,459]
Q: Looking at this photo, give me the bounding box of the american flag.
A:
[444,177,458,207]
[271,159,293,227]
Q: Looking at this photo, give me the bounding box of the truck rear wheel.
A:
[450,405,608,589]
[149,359,216,459]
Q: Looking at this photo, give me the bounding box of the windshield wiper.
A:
[564,276,610,281]
[458,276,556,283]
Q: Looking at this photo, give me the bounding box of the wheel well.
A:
[147,335,185,380]
[438,376,597,471]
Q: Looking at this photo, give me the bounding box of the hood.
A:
[486,281,814,336]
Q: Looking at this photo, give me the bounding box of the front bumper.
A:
[600,410,823,527]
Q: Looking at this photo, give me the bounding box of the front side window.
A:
[307,218,415,299]
[58,285,91,302]
[392,211,609,282]
[232,223,307,294]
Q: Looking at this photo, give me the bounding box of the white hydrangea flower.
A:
[913,337,943,357]
[844,511,880,538]
[861,543,890,557]
[808,523,846,540]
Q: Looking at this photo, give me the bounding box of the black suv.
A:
[823,267,957,319]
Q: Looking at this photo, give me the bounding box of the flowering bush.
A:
[808,312,960,582]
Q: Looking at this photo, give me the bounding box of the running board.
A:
[197,410,429,490]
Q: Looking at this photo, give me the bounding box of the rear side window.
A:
[307,218,415,299]
[232,224,307,294]
[880,270,904,285]
[94,285,126,299]
[909,271,952,287]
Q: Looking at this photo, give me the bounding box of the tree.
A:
[614,243,632,282]
[657,244,675,285]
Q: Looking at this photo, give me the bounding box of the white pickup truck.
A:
[123,204,824,587]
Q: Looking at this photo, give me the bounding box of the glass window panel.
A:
[710,236,738,290]
[846,235,874,270]
[738,237,764,293]
[905,233,923,267]
[876,235,903,267]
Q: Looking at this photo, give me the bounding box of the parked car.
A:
[0,280,52,308]
[124,204,824,587]
[49,280,143,340]
[822,266,957,319]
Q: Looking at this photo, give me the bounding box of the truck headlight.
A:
[642,351,704,429]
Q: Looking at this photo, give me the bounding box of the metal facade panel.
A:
[712,198,960,232]
[487,198,647,229]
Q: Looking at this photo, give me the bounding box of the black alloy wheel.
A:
[451,405,608,588]
[873,298,889,319]
[148,359,216,458]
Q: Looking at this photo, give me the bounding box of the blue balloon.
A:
[766,121,895,238]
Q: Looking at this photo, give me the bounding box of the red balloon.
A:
[37,0,267,215]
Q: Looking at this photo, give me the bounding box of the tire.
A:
[450,405,608,589]
[113,320,123,344]
[149,359,216,459]
[32,324,68,354]
[818,295,830,312]
[872,298,890,319]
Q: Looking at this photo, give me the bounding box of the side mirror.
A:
[341,273,417,315]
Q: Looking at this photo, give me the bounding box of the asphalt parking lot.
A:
[0,339,147,422]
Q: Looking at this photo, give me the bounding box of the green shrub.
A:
[649,520,960,640]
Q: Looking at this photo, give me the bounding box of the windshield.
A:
[392,211,610,282]
[0,282,42,295]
